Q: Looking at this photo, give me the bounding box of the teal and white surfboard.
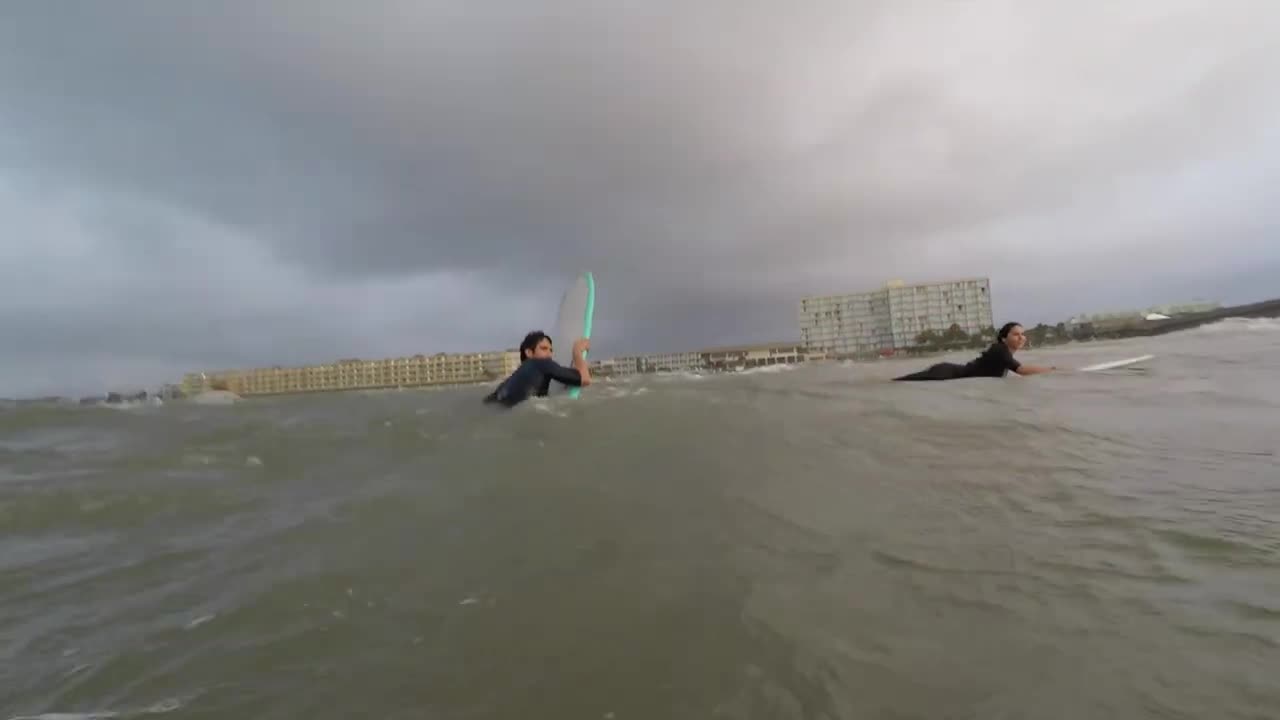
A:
[550,271,595,399]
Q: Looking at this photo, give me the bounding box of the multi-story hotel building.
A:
[799,278,995,356]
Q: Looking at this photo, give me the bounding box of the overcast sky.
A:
[2,1,1278,396]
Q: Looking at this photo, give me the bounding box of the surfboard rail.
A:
[1078,354,1154,373]
[551,271,595,399]
[568,272,595,399]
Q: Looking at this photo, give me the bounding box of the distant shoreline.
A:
[1088,297,1280,339]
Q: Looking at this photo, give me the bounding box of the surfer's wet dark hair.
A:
[519,331,551,360]
[997,322,1022,342]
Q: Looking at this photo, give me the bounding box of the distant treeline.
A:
[909,296,1280,355]
[1091,297,1280,339]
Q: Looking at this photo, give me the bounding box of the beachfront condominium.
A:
[799,278,995,356]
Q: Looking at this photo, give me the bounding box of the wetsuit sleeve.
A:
[1000,345,1022,372]
[532,358,582,387]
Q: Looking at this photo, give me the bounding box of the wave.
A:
[4,327,1280,718]
[1192,317,1280,334]
[733,363,799,376]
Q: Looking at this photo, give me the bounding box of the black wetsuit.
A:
[894,343,1021,381]
[483,358,583,407]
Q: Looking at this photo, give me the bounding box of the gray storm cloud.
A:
[2,1,1278,396]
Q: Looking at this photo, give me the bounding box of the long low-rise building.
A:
[607,351,704,375]
[601,342,809,375]
[700,342,806,370]
[182,349,521,397]
[187,339,821,396]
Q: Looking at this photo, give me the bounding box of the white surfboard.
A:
[547,271,596,398]
[1078,354,1155,373]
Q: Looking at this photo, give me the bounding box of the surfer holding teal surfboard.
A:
[894,322,1056,381]
[483,271,597,407]
[483,331,592,408]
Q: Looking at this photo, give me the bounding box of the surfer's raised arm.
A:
[570,338,592,387]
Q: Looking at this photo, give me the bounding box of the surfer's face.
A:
[528,338,554,360]
[1003,325,1027,351]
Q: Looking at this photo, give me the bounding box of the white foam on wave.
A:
[735,363,798,375]
[101,399,161,412]
[185,614,216,629]
[530,399,568,418]
[533,383,652,406]
[649,371,705,382]
[1194,317,1280,334]
[517,364,805,408]
[12,696,192,719]
[144,699,183,714]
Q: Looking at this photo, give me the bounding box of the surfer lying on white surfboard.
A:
[894,322,1056,381]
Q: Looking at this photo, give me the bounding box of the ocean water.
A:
[3,319,1278,719]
